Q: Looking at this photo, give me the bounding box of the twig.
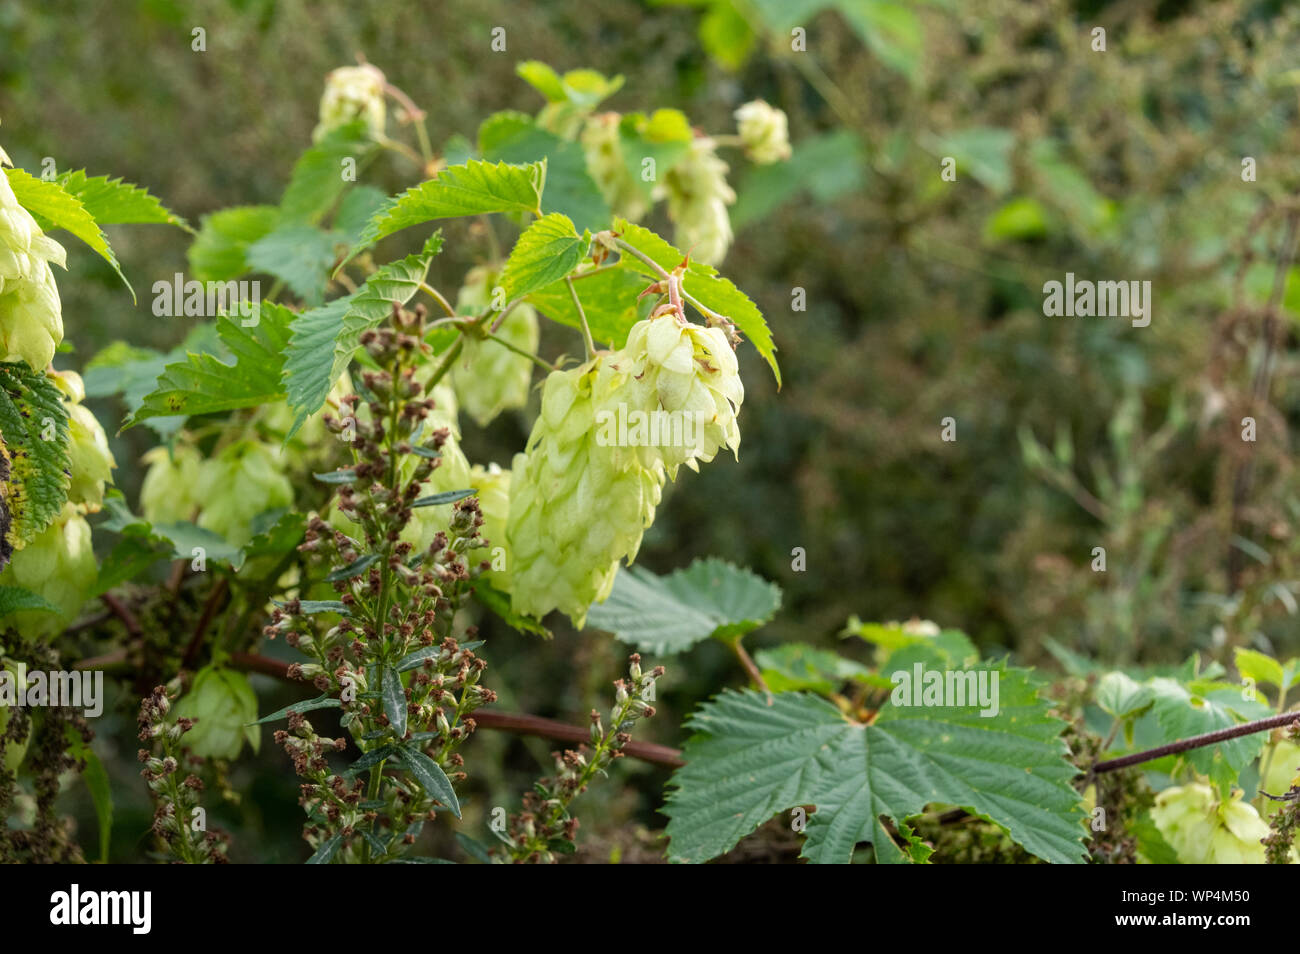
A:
[224,652,684,767]
[1093,712,1300,774]
[483,330,557,372]
[418,282,456,318]
[728,636,772,699]
[99,593,142,637]
[566,276,596,359]
[423,337,463,390]
[181,578,230,670]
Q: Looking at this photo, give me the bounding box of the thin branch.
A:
[418,281,456,318]
[1093,712,1300,774]
[181,578,230,670]
[614,238,670,278]
[423,337,463,390]
[99,593,142,637]
[729,636,772,699]
[566,276,597,359]
[482,330,557,372]
[224,652,684,767]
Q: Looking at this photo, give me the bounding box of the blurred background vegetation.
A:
[4,0,1300,861]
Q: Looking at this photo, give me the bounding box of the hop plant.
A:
[451,266,539,427]
[313,64,386,142]
[0,168,66,370]
[467,462,511,590]
[1149,783,1282,864]
[0,501,96,639]
[507,356,665,626]
[140,444,202,525]
[581,112,649,222]
[597,311,743,480]
[194,439,293,546]
[50,370,115,510]
[734,100,792,165]
[657,136,735,266]
[171,666,260,760]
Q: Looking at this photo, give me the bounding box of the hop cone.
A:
[172,667,260,760]
[1150,783,1284,864]
[0,501,96,639]
[734,100,792,165]
[451,266,539,427]
[194,439,293,547]
[140,443,202,525]
[507,356,665,627]
[468,462,511,590]
[50,370,115,510]
[314,64,386,142]
[658,137,735,266]
[595,312,743,480]
[0,170,66,370]
[1261,739,1300,816]
[580,112,649,222]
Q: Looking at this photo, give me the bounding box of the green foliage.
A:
[664,671,1086,864]
[4,167,134,299]
[586,558,782,654]
[499,214,591,300]
[0,362,72,551]
[53,169,190,229]
[124,303,295,426]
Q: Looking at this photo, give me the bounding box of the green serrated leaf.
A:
[280,121,375,224]
[665,674,1086,865]
[342,159,543,266]
[5,167,135,300]
[188,205,280,282]
[753,643,873,696]
[614,218,780,385]
[1233,648,1286,693]
[124,302,293,426]
[396,747,461,818]
[480,117,609,233]
[1096,671,1155,721]
[0,585,59,617]
[283,233,443,434]
[500,213,591,300]
[585,558,782,654]
[0,363,72,547]
[54,169,190,230]
[246,225,341,304]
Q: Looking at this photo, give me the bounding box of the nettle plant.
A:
[0,63,1297,864]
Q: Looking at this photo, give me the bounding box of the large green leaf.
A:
[343,159,544,264]
[54,169,190,229]
[83,326,222,438]
[0,363,72,550]
[282,232,443,434]
[1143,677,1272,791]
[499,213,591,300]
[479,113,610,233]
[614,219,780,385]
[124,302,294,426]
[5,167,134,300]
[585,558,782,654]
[245,224,341,304]
[664,673,1086,864]
[187,205,280,282]
[279,120,375,224]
